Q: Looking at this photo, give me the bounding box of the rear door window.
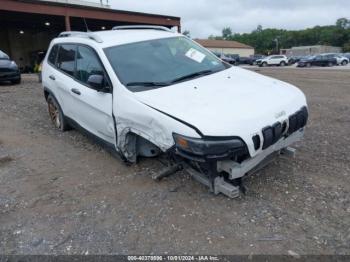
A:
[56,44,76,77]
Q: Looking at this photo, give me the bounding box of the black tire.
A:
[280,61,286,66]
[261,62,267,67]
[47,94,70,131]
[306,63,311,68]
[341,60,348,66]
[328,62,333,67]
[11,78,21,85]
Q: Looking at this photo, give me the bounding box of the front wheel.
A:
[280,61,286,66]
[328,62,333,67]
[47,94,70,131]
[261,62,267,67]
[341,60,348,66]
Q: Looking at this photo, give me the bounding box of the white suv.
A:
[42,26,308,198]
[257,55,289,67]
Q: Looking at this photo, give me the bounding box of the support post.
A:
[65,15,71,31]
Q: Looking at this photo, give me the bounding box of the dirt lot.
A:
[0,69,349,255]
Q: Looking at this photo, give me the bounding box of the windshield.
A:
[0,50,9,60]
[104,36,229,92]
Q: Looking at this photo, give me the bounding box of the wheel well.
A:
[44,89,50,101]
[121,132,161,162]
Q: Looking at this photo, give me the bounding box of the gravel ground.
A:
[0,69,349,255]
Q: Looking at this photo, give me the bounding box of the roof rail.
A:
[112,25,173,32]
[58,31,103,43]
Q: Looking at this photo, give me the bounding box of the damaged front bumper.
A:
[185,129,304,198]
[217,129,304,180]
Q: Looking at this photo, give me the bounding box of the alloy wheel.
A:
[48,100,61,129]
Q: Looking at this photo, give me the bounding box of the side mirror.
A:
[87,74,107,91]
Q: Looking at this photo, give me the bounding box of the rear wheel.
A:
[280,61,286,66]
[47,94,70,131]
[328,61,333,67]
[341,60,348,66]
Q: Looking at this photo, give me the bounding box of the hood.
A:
[0,59,17,69]
[133,66,307,148]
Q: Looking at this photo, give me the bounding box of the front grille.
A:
[288,106,308,134]
[272,122,282,143]
[288,113,298,133]
[252,134,261,150]
[0,68,15,73]
[253,106,308,151]
[262,126,273,149]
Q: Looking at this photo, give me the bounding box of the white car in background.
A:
[257,55,289,67]
[42,26,308,198]
[323,53,349,66]
[335,55,349,65]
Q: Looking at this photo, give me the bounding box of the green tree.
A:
[222,27,233,40]
[210,18,350,54]
[336,18,350,29]
[255,24,263,33]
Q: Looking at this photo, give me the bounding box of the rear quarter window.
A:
[48,45,59,65]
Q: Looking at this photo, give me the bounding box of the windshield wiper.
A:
[169,69,215,84]
[126,81,170,87]
[125,69,217,88]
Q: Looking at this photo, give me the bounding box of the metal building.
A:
[0,0,181,72]
[280,45,342,56]
[194,39,255,57]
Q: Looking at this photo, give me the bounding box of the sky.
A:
[102,0,350,38]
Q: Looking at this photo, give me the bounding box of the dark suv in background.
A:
[0,50,21,84]
[297,55,337,67]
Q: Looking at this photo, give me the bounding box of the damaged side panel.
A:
[113,89,200,162]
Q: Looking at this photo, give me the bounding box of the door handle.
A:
[71,88,81,95]
[49,75,55,80]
